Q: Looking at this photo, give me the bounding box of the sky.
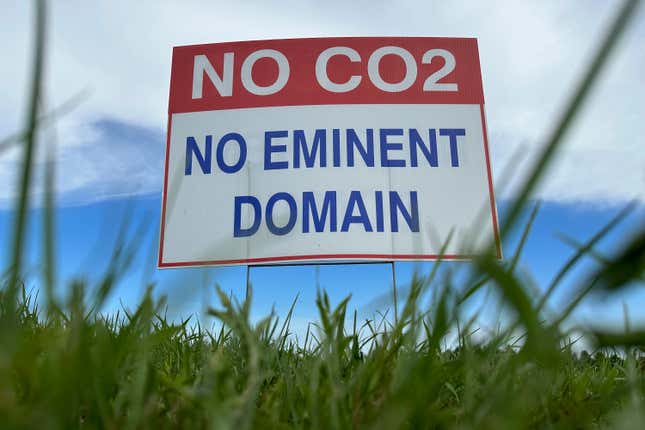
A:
[1,1,644,337]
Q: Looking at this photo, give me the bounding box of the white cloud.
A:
[0,118,162,208]
[0,0,643,206]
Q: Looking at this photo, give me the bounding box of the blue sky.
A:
[1,1,644,336]
[1,181,643,335]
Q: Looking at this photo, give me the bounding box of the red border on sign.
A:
[157,117,173,267]
[157,103,502,268]
[480,104,502,259]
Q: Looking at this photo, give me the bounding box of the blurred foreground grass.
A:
[1,0,645,428]
[0,282,644,429]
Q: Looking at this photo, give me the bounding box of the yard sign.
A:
[159,37,500,268]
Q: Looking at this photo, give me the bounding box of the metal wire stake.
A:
[245,265,251,302]
[391,261,398,324]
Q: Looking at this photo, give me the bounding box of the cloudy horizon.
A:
[1,0,644,210]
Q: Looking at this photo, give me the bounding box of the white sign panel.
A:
[159,37,500,267]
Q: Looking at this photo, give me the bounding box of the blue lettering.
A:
[294,129,327,168]
[216,133,247,174]
[266,192,297,235]
[379,129,406,167]
[341,191,373,232]
[264,130,289,170]
[303,191,337,232]
[347,129,374,167]
[410,129,438,167]
[185,135,212,175]
[233,196,261,237]
[439,128,465,167]
[332,129,341,167]
[375,191,384,232]
[389,191,419,232]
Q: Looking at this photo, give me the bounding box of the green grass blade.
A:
[459,203,539,305]
[536,203,635,314]
[509,201,541,273]
[589,226,645,291]
[591,329,645,348]
[42,101,57,314]
[7,0,47,296]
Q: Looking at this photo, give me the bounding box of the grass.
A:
[1,0,645,428]
[1,279,645,429]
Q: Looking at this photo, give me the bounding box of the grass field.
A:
[0,281,644,429]
[1,0,645,428]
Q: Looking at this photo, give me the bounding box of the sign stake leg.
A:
[391,261,398,324]
[245,265,251,303]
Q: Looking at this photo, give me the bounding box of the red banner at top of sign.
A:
[168,37,484,113]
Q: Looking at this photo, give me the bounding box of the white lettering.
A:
[367,46,417,92]
[192,53,234,99]
[241,49,290,95]
[315,47,362,93]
